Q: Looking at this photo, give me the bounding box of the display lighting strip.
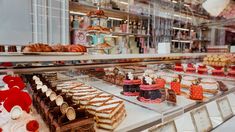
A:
[172,27,189,31]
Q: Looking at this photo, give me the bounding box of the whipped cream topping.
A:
[127,72,134,80]
[145,76,153,85]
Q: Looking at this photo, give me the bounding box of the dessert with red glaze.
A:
[155,77,166,88]
[186,63,196,73]
[170,79,181,95]
[138,76,162,103]
[122,72,141,96]
[197,64,208,74]
[174,63,184,72]
[212,66,224,76]
[190,81,203,100]
[228,65,235,78]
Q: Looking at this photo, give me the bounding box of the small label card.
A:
[148,120,177,132]
[191,106,213,132]
[216,96,233,121]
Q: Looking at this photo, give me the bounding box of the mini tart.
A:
[199,79,218,90]
[212,69,224,76]
[186,67,196,73]
[174,65,184,72]
[228,70,235,77]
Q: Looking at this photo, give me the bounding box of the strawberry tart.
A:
[138,76,162,103]
[122,72,141,96]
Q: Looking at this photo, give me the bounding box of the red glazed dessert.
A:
[186,63,196,73]
[197,65,208,74]
[155,77,166,88]
[122,72,141,96]
[174,63,184,72]
[170,79,181,95]
[212,66,224,76]
[228,66,235,78]
[138,76,162,103]
[26,120,39,132]
[190,83,203,100]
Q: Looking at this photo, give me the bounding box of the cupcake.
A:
[186,63,196,73]
[138,76,162,103]
[122,72,141,96]
[174,63,184,72]
[197,64,208,74]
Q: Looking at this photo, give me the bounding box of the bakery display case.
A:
[0,52,235,132]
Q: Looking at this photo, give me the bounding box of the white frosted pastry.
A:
[161,73,179,83]
[199,78,218,90]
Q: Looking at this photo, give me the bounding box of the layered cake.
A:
[186,63,196,73]
[122,72,141,96]
[138,76,162,103]
[181,76,197,88]
[57,81,126,130]
[95,97,126,130]
[197,64,208,74]
[212,66,224,76]
[228,66,235,78]
[174,63,184,72]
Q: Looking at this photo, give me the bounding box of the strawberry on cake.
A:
[122,72,141,96]
[138,76,162,103]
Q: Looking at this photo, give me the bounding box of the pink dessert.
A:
[122,73,141,96]
[197,65,208,74]
[174,63,184,72]
[212,66,224,76]
[186,63,196,73]
[138,76,162,103]
[228,66,235,78]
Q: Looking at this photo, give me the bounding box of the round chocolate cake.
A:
[138,76,162,103]
[122,72,141,96]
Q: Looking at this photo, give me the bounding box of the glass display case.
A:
[0,53,235,132]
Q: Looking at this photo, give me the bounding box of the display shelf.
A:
[69,1,150,20]
[0,53,218,63]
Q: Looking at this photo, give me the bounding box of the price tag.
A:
[216,96,233,121]
[148,120,177,132]
[191,106,213,132]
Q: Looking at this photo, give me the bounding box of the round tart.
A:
[10,105,23,120]
[56,95,64,106]
[66,107,76,121]
[60,102,69,114]
[49,91,57,101]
